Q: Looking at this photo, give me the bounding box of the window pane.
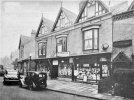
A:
[85,40,92,49]
[62,37,67,52]
[57,45,62,52]
[84,30,92,39]
[43,43,46,55]
[96,2,98,12]
[39,43,42,49]
[94,29,98,38]
[39,50,42,55]
[94,38,98,49]
[99,5,102,11]
[94,29,98,49]
[87,5,95,18]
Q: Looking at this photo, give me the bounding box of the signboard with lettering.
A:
[113,40,132,48]
[83,64,89,67]
[57,52,70,57]
[69,58,74,63]
[53,60,58,65]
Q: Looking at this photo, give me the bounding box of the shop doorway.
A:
[51,65,58,79]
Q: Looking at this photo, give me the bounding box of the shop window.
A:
[56,37,67,52]
[38,42,46,57]
[76,64,100,82]
[83,29,99,50]
[102,65,109,78]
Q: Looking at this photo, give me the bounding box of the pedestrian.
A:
[74,70,78,81]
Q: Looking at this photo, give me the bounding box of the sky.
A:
[0,0,133,59]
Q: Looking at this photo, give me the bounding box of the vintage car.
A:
[19,71,47,90]
[3,69,19,85]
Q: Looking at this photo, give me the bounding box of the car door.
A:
[25,72,31,85]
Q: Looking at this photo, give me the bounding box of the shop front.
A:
[75,53,111,83]
[35,58,50,72]
[51,57,72,78]
[58,58,72,78]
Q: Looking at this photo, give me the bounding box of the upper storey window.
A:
[56,37,67,53]
[78,1,108,22]
[54,11,71,31]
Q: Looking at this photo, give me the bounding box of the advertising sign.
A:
[69,58,73,63]
[53,60,58,65]
[57,52,69,57]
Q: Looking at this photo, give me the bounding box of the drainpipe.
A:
[111,16,114,75]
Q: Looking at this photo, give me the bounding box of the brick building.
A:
[112,0,134,69]
[18,0,134,83]
[18,30,36,74]
[35,0,114,82]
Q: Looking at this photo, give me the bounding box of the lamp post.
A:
[29,53,32,71]
[69,58,74,81]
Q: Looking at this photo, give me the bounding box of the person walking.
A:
[74,70,78,81]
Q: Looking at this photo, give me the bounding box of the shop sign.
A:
[53,60,58,65]
[69,58,73,63]
[57,52,69,57]
[100,57,107,62]
[113,40,132,48]
[83,64,89,67]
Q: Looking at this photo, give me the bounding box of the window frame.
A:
[83,28,99,50]
[38,23,48,36]
[38,42,47,57]
[56,36,67,53]
[55,11,71,31]
[79,1,107,22]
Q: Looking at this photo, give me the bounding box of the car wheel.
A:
[3,81,6,85]
[28,82,33,91]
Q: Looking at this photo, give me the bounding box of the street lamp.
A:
[29,53,32,71]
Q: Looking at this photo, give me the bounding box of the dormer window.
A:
[78,1,108,22]
[38,22,48,36]
[54,11,71,31]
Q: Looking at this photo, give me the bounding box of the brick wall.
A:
[42,14,113,58]
[24,38,36,59]
[113,17,134,60]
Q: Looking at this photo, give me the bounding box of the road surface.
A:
[0,77,96,100]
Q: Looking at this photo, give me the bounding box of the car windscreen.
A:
[39,73,46,78]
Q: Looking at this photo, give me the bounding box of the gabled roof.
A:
[18,35,31,49]
[75,0,109,23]
[52,7,77,31]
[36,17,54,37]
[128,0,134,10]
[113,52,131,63]
[110,1,128,15]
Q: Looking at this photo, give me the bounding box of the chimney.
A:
[31,29,36,38]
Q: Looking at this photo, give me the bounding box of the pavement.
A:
[47,77,133,100]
